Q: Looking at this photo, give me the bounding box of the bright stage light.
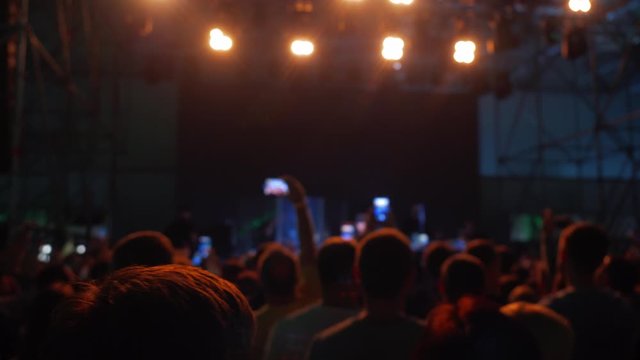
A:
[382,36,405,61]
[290,39,315,57]
[389,0,414,5]
[453,40,476,64]
[568,0,591,12]
[209,28,233,52]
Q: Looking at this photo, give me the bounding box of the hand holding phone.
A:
[264,178,290,196]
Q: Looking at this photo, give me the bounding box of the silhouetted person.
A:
[501,302,573,360]
[46,265,254,360]
[236,269,266,310]
[541,223,637,360]
[467,239,500,299]
[415,296,539,360]
[441,254,486,303]
[111,231,174,271]
[253,244,306,359]
[265,238,359,360]
[308,228,423,360]
[406,241,455,317]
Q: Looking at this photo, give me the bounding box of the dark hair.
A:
[358,228,413,299]
[111,231,174,271]
[416,296,540,360]
[560,223,608,276]
[442,254,486,302]
[422,241,455,279]
[258,244,299,298]
[47,265,254,360]
[318,238,356,289]
[466,239,497,269]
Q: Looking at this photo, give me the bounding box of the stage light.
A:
[291,39,315,57]
[209,28,233,52]
[382,36,405,61]
[568,0,591,13]
[389,0,414,5]
[453,40,476,64]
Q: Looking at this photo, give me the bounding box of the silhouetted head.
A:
[222,258,246,284]
[318,238,357,305]
[358,228,414,300]
[558,223,608,284]
[467,239,499,295]
[417,296,539,360]
[258,244,299,302]
[111,231,174,271]
[422,241,455,280]
[441,254,486,302]
[48,265,254,360]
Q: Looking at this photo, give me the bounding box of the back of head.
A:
[258,244,299,300]
[466,239,497,271]
[222,258,246,284]
[318,238,356,289]
[422,241,455,280]
[111,231,174,271]
[559,223,608,277]
[418,296,539,360]
[501,302,573,360]
[48,265,254,360]
[442,254,486,302]
[358,228,413,300]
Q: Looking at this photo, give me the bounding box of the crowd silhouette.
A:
[1,176,639,360]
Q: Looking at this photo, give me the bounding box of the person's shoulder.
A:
[313,313,362,343]
[307,315,361,360]
[280,302,322,324]
[539,288,574,308]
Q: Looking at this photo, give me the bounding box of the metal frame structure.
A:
[489,5,640,234]
[3,0,120,242]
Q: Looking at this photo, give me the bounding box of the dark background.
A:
[177,80,479,236]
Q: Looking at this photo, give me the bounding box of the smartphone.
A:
[192,236,213,266]
[263,178,289,196]
[37,243,53,263]
[341,223,356,240]
[373,197,390,222]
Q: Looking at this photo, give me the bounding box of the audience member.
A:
[308,228,423,360]
[237,269,266,310]
[265,238,359,360]
[501,302,573,360]
[406,241,455,318]
[441,254,486,303]
[46,265,254,360]
[467,239,500,299]
[540,222,638,360]
[111,231,175,271]
[416,296,539,360]
[253,244,307,359]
